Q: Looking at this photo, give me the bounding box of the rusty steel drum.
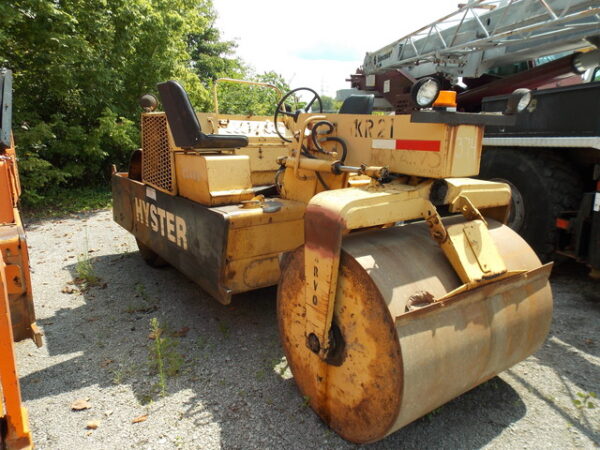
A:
[277,218,552,443]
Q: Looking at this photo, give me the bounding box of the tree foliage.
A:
[214,71,290,116]
[320,95,343,113]
[2,0,281,203]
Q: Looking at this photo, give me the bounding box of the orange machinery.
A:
[1,69,41,450]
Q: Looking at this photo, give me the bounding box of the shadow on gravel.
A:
[517,260,600,444]
[20,249,528,448]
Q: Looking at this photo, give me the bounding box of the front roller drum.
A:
[277,219,552,443]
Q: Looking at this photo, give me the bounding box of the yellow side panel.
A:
[217,199,306,229]
[227,220,304,260]
[236,146,285,172]
[175,153,254,206]
[250,171,277,186]
[447,125,483,177]
[205,155,252,191]
[304,113,483,178]
[224,253,281,293]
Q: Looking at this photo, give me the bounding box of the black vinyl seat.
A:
[157,80,248,150]
[339,94,375,115]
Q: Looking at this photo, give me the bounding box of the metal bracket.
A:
[303,182,434,360]
[426,198,506,283]
[302,179,511,360]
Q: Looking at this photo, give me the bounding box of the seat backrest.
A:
[339,94,375,115]
[157,80,203,149]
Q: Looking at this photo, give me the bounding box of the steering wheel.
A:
[274,87,322,142]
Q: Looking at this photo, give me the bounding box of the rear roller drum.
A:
[277,218,552,443]
[135,239,168,268]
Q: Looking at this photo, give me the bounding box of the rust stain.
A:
[304,204,345,259]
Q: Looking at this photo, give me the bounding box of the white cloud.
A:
[212,0,459,97]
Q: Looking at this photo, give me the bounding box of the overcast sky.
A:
[212,0,460,97]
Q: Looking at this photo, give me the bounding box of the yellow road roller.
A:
[112,78,552,443]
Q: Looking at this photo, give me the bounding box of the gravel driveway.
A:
[14,209,600,449]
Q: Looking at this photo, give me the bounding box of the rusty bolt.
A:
[307,333,320,354]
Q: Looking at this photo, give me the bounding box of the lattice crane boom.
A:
[362,0,600,82]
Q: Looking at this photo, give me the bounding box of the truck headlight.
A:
[504,88,532,115]
[411,77,441,108]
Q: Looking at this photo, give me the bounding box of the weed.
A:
[112,367,125,385]
[302,395,311,408]
[74,229,101,289]
[125,283,158,314]
[430,406,444,415]
[218,321,230,338]
[423,405,444,421]
[75,254,100,287]
[255,369,266,381]
[148,318,184,396]
[573,391,597,409]
[111,363,140,385]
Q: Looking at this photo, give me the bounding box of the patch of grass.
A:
[112,367,126,385]
[22,185,112,219]
[74,228,101,289]
[148,318,184,396]
[75,253,100,289]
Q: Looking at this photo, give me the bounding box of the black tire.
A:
[135,239,168,268]
[479,148,582,261]
[128,149,168,268]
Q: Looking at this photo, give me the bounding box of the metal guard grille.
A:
[141,114,177,195]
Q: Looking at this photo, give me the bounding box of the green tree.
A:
[214,70,291,116]
[187,7,241,81]
[0,0,231,203]
[320,95,342,113]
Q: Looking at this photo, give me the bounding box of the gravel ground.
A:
[13,209,600,449]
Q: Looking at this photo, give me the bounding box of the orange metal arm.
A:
[0,256,32,450]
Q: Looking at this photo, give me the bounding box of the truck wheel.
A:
[128,149,168,268]
[479,148,582,261]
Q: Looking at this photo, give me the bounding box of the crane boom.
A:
[362,0,600,82]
